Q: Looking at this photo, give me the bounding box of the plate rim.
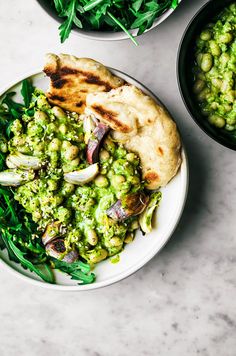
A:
[0,69,189,291]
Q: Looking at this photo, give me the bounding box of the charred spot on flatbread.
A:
[86,85,182,189]
[44,54,124,114]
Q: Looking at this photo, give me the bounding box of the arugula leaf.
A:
[107,12,138,46]
[53,0,68,15]
[59,0,78,43]
[21,79,34,108]
[52,258,95,285]
[6,236,55,284]
[50,0,180,44]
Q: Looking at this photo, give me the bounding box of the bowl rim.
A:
[35,0,181,41]
[177,0,236,151]
[0,68,189,291]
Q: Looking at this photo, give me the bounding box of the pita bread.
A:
[86,85,181,189]
[44,54,124,114]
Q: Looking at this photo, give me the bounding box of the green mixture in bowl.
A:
[0,81,161,284]
[193,3,236,140]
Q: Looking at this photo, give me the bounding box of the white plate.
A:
[0,69,188,290]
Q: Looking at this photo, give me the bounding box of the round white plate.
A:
[0,69,188,290]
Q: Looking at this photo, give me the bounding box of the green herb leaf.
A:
[59,0,78,43]
[51,0,179,44]
[52,258,95,285]
[7,237,55,283]
[21,79,34,108]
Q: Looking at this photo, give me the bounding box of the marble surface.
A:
[0,0,236,355]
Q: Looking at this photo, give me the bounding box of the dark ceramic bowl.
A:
[177,0,236,151]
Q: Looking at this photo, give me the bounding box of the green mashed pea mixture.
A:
[10,90,143,264]
[193,3,236,137]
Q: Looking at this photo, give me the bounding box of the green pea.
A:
[201,53,213,72]
[225,124,235,131]
[200,30,212,41]
[220,53,230,67]
[208,115,225,128]
[193,79,205,94]
[226,117,236,125]
[219,33,233,44]
[209,41,221,56]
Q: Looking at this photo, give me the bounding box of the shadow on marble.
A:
[146,128,211,266]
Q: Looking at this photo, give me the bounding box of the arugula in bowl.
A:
[47,0,180,44]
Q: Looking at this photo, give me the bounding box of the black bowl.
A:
[177,0,236,151]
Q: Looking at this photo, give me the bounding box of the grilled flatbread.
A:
[44,54,124,114]
[86,85,181,189]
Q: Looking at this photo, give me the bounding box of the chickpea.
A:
[109,237,123,247]
[111,175,125,188]
[34,110,49,125]
[126,153,136,162]
[11,119,22,135]
[99,149,110,161]
[47,122,57,134]
[49,138,61,151]
[37,96,50,109]
[211,78,222,89]
[59,124,67,135]
[51,106,66,119]
[223,91,235,103]
[64,145,79,161]
[88,249,108,263]
[86,229,98,246]
[220,53,230,67]
[95,175,109,188]
[11,136,26,147]
[62,140,71,150]
[124,233,134,244]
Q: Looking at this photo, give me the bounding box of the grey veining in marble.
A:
[0,1,236,355]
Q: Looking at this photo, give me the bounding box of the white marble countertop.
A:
[0,0,236,355]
